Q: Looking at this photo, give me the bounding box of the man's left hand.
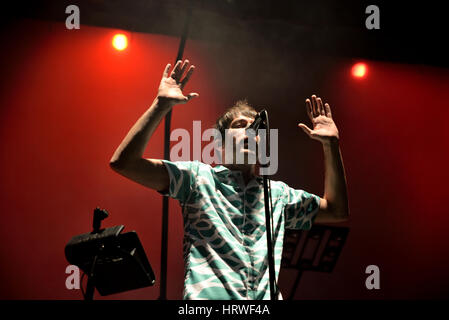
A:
[298,95,339,144]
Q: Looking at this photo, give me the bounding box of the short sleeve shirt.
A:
[160,160,320,300]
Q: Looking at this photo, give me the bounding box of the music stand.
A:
[65,208,155,300]
[281,224,350,300]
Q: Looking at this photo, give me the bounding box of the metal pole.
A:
[158,6,192,300]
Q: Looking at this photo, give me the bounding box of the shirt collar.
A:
[212,165,263,183]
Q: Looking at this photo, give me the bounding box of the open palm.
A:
[157,60,198,105]
[298,95,339,143]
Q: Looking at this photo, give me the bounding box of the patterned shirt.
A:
[160,160,320,300]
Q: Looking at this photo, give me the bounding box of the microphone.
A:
[246,109,267,133]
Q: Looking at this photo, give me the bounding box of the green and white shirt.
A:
[161,160,320,300]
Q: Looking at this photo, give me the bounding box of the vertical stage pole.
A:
[158,7,192,300]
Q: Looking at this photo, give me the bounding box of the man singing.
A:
[109,60,349,300]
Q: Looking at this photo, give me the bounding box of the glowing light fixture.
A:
[112,34,128,51]
[352,62,367,78]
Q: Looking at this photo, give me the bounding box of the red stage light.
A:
[352,63,367,78]
[112,34,128,51]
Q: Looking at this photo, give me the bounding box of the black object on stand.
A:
[281,224,350,299]
[65,208,155,300]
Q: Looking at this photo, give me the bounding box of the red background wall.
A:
[0,19,448,299]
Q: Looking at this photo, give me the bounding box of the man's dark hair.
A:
[214,99,258,138]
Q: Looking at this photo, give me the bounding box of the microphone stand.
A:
[257,111,277,300]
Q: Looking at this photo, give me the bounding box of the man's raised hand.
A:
[298,95,339,144]
[157,60,199,106]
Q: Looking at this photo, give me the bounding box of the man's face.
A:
[221,114,259,165]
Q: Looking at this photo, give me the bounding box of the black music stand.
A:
[281,224,350,300]
[65,208,155,300]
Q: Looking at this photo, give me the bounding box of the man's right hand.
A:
[110,60,198,192]
[157,60,199,106]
